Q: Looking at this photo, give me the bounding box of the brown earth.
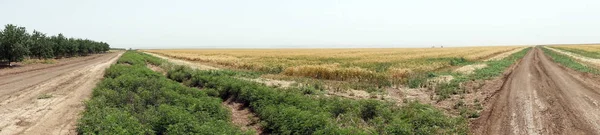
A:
[0,52,123,135]
[472,47,600,134]
[222,98,262,135]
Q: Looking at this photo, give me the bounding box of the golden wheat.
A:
[143,46,524,83]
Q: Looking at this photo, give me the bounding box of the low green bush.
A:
[166,65,192,82]
[78,51,247,134]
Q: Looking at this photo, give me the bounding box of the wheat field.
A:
[144,46,524,83]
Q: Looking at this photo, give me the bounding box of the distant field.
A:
[552,44,600,51]
[144,46,524,83]
[550,44,600,59]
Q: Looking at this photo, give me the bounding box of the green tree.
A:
[66,38,79,57]
[29,30,54,59]
[101,42,110,52]
[77,39,90,56]
[50,33,67,58]
[0,24,29,66]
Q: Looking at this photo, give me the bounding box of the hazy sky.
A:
[1,0,599,49]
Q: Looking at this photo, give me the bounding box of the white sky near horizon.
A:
[1,0,599,49]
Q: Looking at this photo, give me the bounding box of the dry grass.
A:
[143,46,524,84]
[22,59,57,64]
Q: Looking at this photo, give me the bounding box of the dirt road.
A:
[0,52,123,135]
[472,47,600,134]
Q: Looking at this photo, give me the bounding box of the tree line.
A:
[0,24,110,65]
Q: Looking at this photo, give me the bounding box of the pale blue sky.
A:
[1,0,599,49]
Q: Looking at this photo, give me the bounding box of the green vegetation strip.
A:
[165,55,468,134]
[78,51,248,134]
[542,47,600,74]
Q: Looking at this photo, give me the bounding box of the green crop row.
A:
[542,47,600,74]
[165,61,468,134]
[117,51,164,66]
[78,51,249,134]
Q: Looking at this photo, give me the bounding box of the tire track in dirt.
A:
[0,54,105,77]
[0,52,123,135]
[0,55,105,86]
[472,47,600,134]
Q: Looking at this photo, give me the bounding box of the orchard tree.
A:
[0,24,111,62]
[101,42,110,52]
[0,24,29,66]
[66,38,79,57]
[0,37,2,61]
[50,33,67,58]
[29,30,54,59]
[77,39,90,56]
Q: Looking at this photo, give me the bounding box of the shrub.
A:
[78,51,246,135]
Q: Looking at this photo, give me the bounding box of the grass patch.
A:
[542,47,600,74]
[22,59,57,64]
[37,94,52,99]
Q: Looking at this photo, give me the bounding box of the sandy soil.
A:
[239,78,294,88]
[0,52,123,135]
[472,47,600,134]
[455,64,488,75]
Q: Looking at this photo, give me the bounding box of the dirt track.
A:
[0,52,123,135]
[473,47,600,134]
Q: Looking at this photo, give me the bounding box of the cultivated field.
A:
[144,46,526,89]
[79,51,470,134]
[140,45,600,134]
[552,44,600,52]
[145,46,524,73]
[549,44,600,60]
